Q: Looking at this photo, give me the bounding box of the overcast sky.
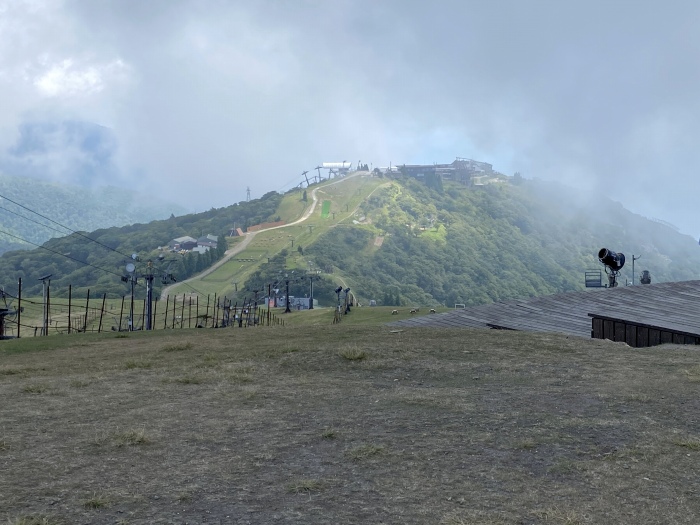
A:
[1,0,699,235]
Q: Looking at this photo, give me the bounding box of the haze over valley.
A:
[1,1,699,236]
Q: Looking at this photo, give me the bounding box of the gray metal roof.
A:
[390,280,700,339]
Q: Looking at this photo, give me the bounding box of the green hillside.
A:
[188,172,700,308]
[0,191,284,298]
[0,171,698,309]
[302,175,700,306]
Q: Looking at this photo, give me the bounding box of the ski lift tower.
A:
[322,161,352,178]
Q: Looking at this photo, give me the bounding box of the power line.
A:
[0,192,136,260]
[0,194,232,299]
[0,205,72,237]
[0,227,127,281]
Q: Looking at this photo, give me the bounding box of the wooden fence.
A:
[2,279,284,338]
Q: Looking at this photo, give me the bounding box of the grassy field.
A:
[2,325,700,524]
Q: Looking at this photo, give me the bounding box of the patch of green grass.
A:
[346,443,385,460]
[684,365,700,381]
[161,342,193,352]
[0,437,9,451]
[321,428,337,439]
[174,375,204,385]
[176,490,194,503]
[538,507,585,524]
[201,352,219,363]
[624,393,652,403]
[674,438,700,450]
[22,383,48,394]
[548,459,585,475]
[226,371,252,383]
[0,367,25,376]
[287,479,323,494]
[124,359,152,370]
[339,347,368,361]
[82,493,109,509]
[517,438,537,450]
[114,429,151,447]
[69,379,90,388]
[114,334,129,339]
[441,514,505,525]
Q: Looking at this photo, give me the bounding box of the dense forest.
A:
[304,177,700,306]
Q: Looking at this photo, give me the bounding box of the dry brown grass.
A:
[2,326,700,523]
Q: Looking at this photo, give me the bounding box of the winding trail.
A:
[160,172,364,299]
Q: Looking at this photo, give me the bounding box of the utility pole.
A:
[129,273,136,331]
[344,288,351,314]
[632,254,641,285]
[309,275,315,310]
[285,276,291,313]
[145,261,155,330]
[123,257,137,331]
[253,289,259,318]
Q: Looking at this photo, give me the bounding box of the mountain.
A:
[238,174,700,307]
[0,170,697,307]
[0,173,188,254]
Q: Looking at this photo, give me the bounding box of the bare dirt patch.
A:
[1,327,700,523]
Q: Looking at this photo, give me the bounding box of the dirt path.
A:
[160,172,365,299]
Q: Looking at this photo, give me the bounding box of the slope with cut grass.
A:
[2,326,700,523]
[167,173,386,300]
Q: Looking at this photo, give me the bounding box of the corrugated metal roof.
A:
[391,280,700,339]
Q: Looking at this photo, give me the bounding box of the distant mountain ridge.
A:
[0,169,698,309]
[0,173,187,254]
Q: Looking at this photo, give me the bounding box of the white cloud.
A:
[0,0,699,236]
[33,58,129,98]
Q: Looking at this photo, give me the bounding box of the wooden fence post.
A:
[98,293,106,333]
[68,285,72,334]
[119,295,125,332]
[163,295,169,329]
[153,298,158,331]
[83,289,90,332]
[16,277,21,339]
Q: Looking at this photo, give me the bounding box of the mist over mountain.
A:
[0,120,119,188]
[0,172,187,254]
[303,176,700,307]
[0,168,697,306]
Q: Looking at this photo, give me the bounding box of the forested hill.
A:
[303,176,700,307]
[0,190,283,297]
[0,173,188,254]
[0,169,697,307]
